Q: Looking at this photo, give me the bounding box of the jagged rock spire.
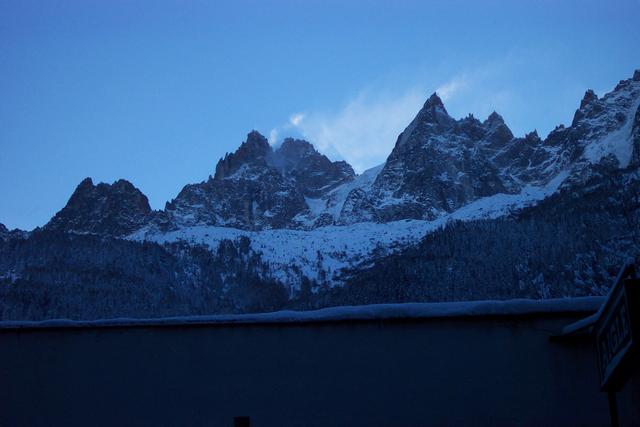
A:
[417,92,451,124]
[485,111,505,126]
[579,89,598,109]
[214,130,272,180]
[45,178,151,236]
[572,89,602,126]
[525,129,540,141]
[424,92,445,109]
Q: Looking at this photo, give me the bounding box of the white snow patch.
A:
[130,168,569,288]
[582,98,640,168]
[448,170,569,221]
[304,197,327,217]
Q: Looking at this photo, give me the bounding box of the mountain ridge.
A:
[1,69,639,320]
[26,69,640,236]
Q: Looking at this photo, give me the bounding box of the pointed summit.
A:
[214,131,272,179]
[78,177,94,187]
[245,130,270,150]
[269,137,355,197]
[524,129,540,142]
[422,92,449,117]
[579,89,598,109]
[424,92,445,110]
[277,138,316,157]
[67,177,96,206]
[485,111,505,126]
[395,92,454,147]
[483,111,513,146]
[633,69,640,81]
[415,92,451,126]
[46,178,151,236]
[572,90,600,126]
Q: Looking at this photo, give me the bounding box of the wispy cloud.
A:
[269,65,516,172]
[289,113,305,127]
[268,128,279,145]
[279,88,426,172]
[435,75,469,101]
[268,54,558,172]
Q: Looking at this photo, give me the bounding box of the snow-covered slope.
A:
[2,70,640,321]
[44,70,640,238]
[126,70,640,290]
[130,169,569,289]
[24,68,640,292]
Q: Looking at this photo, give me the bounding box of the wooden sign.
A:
[595,263,638,390]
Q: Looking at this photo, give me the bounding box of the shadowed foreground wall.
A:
[0,315,609,426]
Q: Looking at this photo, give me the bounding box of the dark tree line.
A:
[312,168,640,307]
[0,231,288,320]
[1,166,638,320]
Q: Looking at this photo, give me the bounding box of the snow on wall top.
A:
[0,296,604,330]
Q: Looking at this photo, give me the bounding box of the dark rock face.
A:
[338,72,640,223]
[45,178,152,236]
[166,131,304,230]
[631,106,640,167]
[16,71,640,233]
[2,70,640,321]
[269,138,355,197]
[214,130,271,180]
[164,131,354,230]
[369,101,510,220]
[339,95,520,223]
[0,223,28,241]
[167,168,307,230]
[333,173,640,305]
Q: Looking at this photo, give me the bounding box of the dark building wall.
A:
[0,315,609,426]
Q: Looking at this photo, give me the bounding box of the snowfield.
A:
[129,170,569,288]
[122,75,640,291]
[582,96,640,168]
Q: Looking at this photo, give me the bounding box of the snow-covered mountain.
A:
[43,69,640,236]
[1,69,639,320]
[129,69,640,286]
[161,131,355,230]
[45,178,152,237]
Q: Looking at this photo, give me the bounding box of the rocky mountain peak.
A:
[164,130,356,230]
[485,111,505,127]
[66,177,97,204]
[524,129,540,141]
[27,68,640,236]
[483,111,514,146]
[245,130,271,151]
[580,89,598,109]
[214,130,272,180]
[269,137,355,197]
[394,92,454,148]
[419,92,450,124]
[425,92,444,108]
[45,178,151,236]
[572,89,603,126]
[274,138,316,161]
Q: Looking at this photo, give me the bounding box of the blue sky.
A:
[1,0,639,230]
